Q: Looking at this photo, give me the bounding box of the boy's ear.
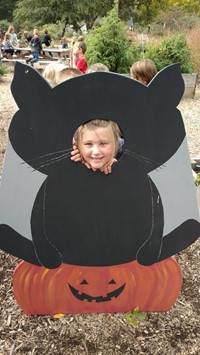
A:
[11,62,51,108]
[148,63,185,106]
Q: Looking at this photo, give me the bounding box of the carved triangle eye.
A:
[80,279,88,285]
[108,279,116,284]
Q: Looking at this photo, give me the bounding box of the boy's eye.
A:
[100,142,108,146]
[85,143,92,146]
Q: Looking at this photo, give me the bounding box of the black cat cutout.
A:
[0,62,199,269]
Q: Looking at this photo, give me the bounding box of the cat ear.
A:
[148,63,185,106]
[11,62,51,108]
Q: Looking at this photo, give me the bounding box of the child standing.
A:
[74,42,87,74]
[130,59,157,85]
[72,119,122,174]
[26,30,42,66]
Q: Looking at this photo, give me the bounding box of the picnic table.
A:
[14,46,70,60]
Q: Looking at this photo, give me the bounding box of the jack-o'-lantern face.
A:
[68,276,125,303]
[13,259,182,315]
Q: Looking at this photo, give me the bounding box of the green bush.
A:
[86,4,141,73]
[0,64,8,76]
[0,19,10,34]
[145,34,194,73]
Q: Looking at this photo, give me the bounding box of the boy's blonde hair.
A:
[74,119,122,157]
[130,59,157,85]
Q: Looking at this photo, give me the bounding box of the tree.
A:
[13,0,114,32]
[167,0,200,16]
[0,0,17,22]
[86,2,140,73]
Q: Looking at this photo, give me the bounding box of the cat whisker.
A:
[125,149,166,169]
[22,148,72,165]
[30,152,71,170]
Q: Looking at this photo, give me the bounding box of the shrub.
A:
[0,64,8,76]
[152,8,200,35]
[186,24,200,74]
[0,19,10,35]
[86,4,141,73]
[145,34,194,73]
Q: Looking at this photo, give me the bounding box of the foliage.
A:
[186,25,200,74]
[131,0,168,27]
[125,307,146,327]
[195,173,200,187]
[12,0,171,33]
[145,34,194,73]
[0,0,17,22]
[167,0,200,16]
[86,3,141,73]
[152,7,200,34]
[0,64,8,76]
[13,0,114,33]
[0,20,12,35]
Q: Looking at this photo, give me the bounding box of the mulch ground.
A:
[0,71,199,355]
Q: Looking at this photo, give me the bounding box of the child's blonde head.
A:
[61,36,67,43]
[54,67,82,85]
[87,63,109,73]
[43,62,67,86]
[33,28,39,36]
[24,31,29,38]
[4,32,11,41]
[130,59,157,85]
[75,119,121,157]
[8,25,14,33]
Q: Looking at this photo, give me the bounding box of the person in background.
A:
[54,67,82,85]
[43,62,68,86]
[43,62,82,86]
[87,63,109,73]
[0,28,3,42]
[77,35,86,48]
[23,31,32,45]
[26,29,42,66]
[7,25,18,46]
[74,42,87,74]
[0,37,4,61]
[3,32,14,58]
[42,28,53,57]
[61,36,68,49]
[130,59,157,85]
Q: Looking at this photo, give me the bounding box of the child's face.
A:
[78,127,114,170]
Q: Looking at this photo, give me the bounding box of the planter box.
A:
[182,73,197,99]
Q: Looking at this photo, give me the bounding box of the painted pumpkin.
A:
[13,258,182,315]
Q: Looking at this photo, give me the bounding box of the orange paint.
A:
[13,258,182,315]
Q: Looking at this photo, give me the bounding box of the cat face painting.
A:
[0,63,199,314]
